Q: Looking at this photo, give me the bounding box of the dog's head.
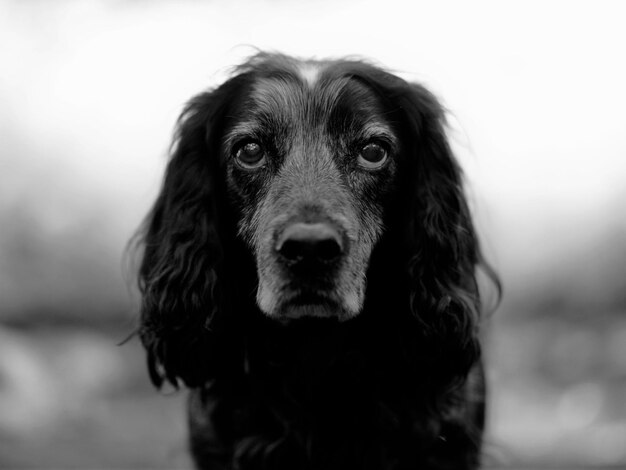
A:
[137,53,497,386]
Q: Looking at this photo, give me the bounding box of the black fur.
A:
[136,53,500,470]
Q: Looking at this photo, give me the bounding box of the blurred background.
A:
[1,0,625,468]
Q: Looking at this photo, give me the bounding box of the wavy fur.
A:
[136,52,500,470]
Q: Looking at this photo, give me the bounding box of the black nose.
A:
[276,222,343,264]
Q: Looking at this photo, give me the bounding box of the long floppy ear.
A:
[136,80,244,388]
[397,83,499,385]
[339,63,498,385]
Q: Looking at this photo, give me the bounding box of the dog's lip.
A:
[268,286,360,322]
[279,282,331,298]
[276,291,344,321]
[279,288,342,311]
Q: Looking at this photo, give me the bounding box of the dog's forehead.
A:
[244,67,389,128]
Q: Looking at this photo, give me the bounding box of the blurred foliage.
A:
[0,190,138,326]
[0,327,191,468]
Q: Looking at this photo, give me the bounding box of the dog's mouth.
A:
[275,288,350,321]
[257,277,362,322]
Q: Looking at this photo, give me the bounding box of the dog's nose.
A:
[276,222,343,263]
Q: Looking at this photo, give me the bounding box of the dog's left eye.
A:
[235,141,266,169]
[358,142,388,170]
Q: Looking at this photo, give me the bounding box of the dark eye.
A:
[235,140,266,169]
[357,142,388,170]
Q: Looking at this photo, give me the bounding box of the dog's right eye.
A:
[234,141,266,169]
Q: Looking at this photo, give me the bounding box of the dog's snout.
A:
[276,222,343,264]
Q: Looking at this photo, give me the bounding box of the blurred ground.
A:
[0,326,191,469]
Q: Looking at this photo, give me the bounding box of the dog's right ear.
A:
[136,76,247,388]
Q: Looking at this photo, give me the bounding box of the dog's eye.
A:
[358,142,388,170]
[235,141,266,169]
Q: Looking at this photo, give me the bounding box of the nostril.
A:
[276,223,343,263]
[278,238,311,261]
[314,238,343,261]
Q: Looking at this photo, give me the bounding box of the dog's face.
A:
[138,53,494,388]
[222,63,399,321]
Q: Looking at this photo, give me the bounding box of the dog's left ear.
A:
[395,82,493,384]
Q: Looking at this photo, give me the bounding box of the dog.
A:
[136,52,500,469]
